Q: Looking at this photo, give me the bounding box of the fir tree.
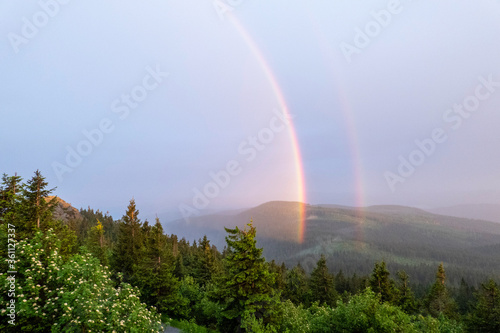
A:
[456,278,475,315]
[284,263,309,305]
[269,260,287,294]
[135,217,180,315]
[425,263,457,318]
[468,279,500,332]
[0,173,23,225]
[86,219,109,266]
[174,254,187,279]
[197,235,217,285]
[369,261,398,304]
[335,269,349,295]
[309,255,337,306]
[219,221,278,332]
[21,170,57,230]
[396,270,418,314]
[113,198,143,281]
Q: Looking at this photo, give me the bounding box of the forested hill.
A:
[2,172,500,332]
[167,201,500,286]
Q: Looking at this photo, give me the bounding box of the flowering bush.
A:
[0,229,162,332]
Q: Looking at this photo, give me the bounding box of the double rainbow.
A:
[228,13,366,243]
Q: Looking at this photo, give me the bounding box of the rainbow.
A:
[227,16,308,243]
[306,12,367,245]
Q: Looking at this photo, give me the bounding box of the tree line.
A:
[1,171,499,332]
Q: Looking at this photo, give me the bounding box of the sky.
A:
[1,0,500,222]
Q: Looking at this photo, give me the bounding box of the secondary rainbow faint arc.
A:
[227,16,307,243]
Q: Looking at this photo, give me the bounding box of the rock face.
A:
[46,196,82,222]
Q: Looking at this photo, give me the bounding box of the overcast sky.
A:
[1,0,499,222]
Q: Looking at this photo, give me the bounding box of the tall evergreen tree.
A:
[425,263,457,318]
[0,173,23,225]
[86,219,109,266]
[113,198,143,281]
[269,260,287,294]
[284,263,309,305]
[219,221,278,332]
[396,270,418,314]
[21,170,57,230]
[335,269,349,295]
[456,278,475,315]
[197,235,218,285]
[468,279,500,332]
[309,255,337,306]
[174,254,187,279]
[134,217,180,315]
[369,261,397,304]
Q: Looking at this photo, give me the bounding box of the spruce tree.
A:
[468,279,500,332]
[135,217,180,315]
[0,173,23,225]
[86,219,109,266]
[284,263,309,305]
[396,270,418,314]
[269,260,287,294]
[425,263,457,318]
[335,269,349,295]
[219,221,278,332]
[197,235,220,286]
[456,278,475,315]
[309,255,337,306]
[21,170,57,230]
[113,198,143,281]
[369,261,397,304]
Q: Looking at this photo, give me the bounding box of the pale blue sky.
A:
[1,0,500,221]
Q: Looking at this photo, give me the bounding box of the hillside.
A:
[166,201,500,286]
[428,204,500,223]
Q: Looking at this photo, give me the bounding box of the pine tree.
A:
[335,269,349,295]
[21,170,57,230]
[456,278,475,315]
[219,221,278,332]
[468,279,500,332]
[369,261,397,304]
[197,235,217,286]
[113,198,143,281]
[0,173,23,225]
[134,217,180,315]
[396,270,418,314]
[269,260,287,294]
[86,219,109,266]
[174,254,187,279]
[309,255,337,306]
[284,263,309,305]
[425,263,457,318]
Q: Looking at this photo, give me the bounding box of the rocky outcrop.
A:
[46,196,82,222]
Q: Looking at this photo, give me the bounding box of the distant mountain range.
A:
[55,197,500,286]
[165,201,500,286]
[427,204,500,223]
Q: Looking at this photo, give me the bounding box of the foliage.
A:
[167,318,219,333]
[309,255,337,307]
[369,261,398,304]
[467,279,500,332]
[424,263,458,319]
[1,171,498,332]
[396,270,418,314]
[284,263,310,306]
[219,222,279,332]
[0,229,161,332]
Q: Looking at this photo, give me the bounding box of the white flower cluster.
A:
[0,229,162,332]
